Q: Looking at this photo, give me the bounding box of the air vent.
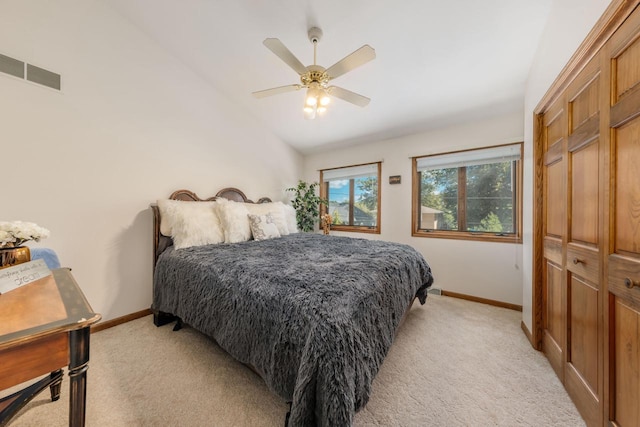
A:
[0,52,60,91]
[0,53,25,79]
[27,64,61,90]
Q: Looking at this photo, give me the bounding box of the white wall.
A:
[304,111,525,305]
[521,0,611,331]
[0,0,302,321]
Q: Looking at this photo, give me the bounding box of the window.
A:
[320,162,381,234]
[412,143,522,243]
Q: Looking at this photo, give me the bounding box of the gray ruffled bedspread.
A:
[153,233,433,426]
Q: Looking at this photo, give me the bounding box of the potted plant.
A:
[286,181,327,232]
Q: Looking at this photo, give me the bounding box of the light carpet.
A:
[6,295,585,426]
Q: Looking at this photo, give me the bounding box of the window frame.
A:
[320,161,381,234]
[411,143,523,243]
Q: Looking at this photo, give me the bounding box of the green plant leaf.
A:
[286,180,327,232]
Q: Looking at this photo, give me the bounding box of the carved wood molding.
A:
[169,189,216,202]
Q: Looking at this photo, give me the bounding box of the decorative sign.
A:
[0,259,51,295]
[389,175,401,184]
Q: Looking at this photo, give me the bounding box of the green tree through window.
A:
[414,143,521,241]
[320,162,381,233]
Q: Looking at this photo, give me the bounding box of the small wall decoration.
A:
[389,175,401,185]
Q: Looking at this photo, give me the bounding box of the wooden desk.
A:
[0,268,101,426]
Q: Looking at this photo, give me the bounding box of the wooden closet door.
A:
[564,55,604,427]
[607,6,640,426]
[542,100,567,380]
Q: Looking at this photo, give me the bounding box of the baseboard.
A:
[89,293,523,333]
[91,308,152,333]
[440,290,523,312]
[521,321,534,347]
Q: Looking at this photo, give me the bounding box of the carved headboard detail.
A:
[151,188,273,267]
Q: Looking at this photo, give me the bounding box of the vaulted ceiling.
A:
[106,0,553,153]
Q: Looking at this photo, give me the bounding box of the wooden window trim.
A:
[411,143,523,244]
[320,162,381,234]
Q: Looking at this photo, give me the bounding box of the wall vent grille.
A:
[0,53,25,79]
[0,52,60,90]
[26,64,61,90]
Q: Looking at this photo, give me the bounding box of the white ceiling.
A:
[106,0,553,154]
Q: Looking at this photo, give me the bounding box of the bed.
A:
[151,188,434,426]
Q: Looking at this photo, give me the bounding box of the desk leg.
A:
[0,370,64,426]
[49,370,63,401]
[68,327,90,427]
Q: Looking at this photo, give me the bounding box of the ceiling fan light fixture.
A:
[305,88,318,106]
[319,92,331,106]
[303,105,316,120]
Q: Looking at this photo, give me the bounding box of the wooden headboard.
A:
[151,188,272,267]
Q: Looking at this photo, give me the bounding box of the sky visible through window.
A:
[329,179,366,202]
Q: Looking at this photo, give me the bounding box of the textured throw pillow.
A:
[157,199,206,236]
[248,214,281,241]
[215,198,252,243]
[245,202,289,236]
[159,201,224,249]
[281,203,299,233]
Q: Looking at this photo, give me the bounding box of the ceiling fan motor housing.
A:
[301,65,329,87]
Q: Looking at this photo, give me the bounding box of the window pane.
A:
[327,180,349,225]
[354,176,377,226]
[326,175,378,227]
[321,162,380,233]
[413,143,521,241]
[465,161,514,233]
[419,168,458,230]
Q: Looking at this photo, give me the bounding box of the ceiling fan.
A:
[252,27,376,119]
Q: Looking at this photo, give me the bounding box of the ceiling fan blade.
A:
[252,84,302,98]
[328,86,370,107]
[263,38,308,75]
[325,45,376,80]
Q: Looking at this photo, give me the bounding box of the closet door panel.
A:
[571,77,600,129]
[546,160,565,237]
[568,275,599,386]
[542,101,567,379]
[613,120,640,255]
[608,8,640,424]
[613,299,639,426]
[614,33,640,100]
[570,140,599,245]
[565,57,603,426]
[609,118,640,426]
[545,260,565,378]
[565,275,599,422]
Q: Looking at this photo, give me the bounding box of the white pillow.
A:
[159,201,224,249]
[245,202,289,236]
[281,203,298,233]
[248,214,281,241]
[157,199,206,236]
[215,198,252,243]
